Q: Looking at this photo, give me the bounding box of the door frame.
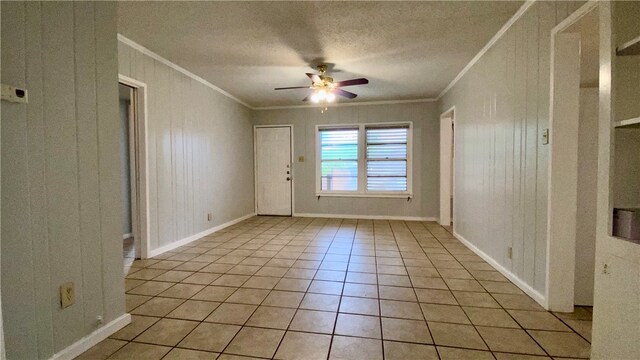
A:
[118,74,150,259]
[253,125,295,216]
[546,0,599,312]
[440,107,455,227]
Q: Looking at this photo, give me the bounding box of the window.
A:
[366,125,408,192]
[316,122,412,197]
[319,128,359,191]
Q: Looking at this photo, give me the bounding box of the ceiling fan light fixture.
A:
[310,93,320,103]
[326,92,336,102]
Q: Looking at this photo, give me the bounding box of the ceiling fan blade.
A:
[335,78,369,87]
[332,88,357,99]
[306,73,321,84]
[274,86,310,90]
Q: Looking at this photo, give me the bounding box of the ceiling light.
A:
[310,93,320,103]
[327,92,336,102]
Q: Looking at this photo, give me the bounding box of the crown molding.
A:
[117,34,253,109]
[253,98,438,111]
[436,0,537,100]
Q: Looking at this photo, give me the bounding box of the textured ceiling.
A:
[117,1,524,108]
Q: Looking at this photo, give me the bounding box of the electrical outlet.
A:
[60,282,75,309]
[507,247,513,259]
[207,213,213,221]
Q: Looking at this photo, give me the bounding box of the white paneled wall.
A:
[1,2,124,358]
[118,40,255,252]
[252,102,440,219]
[439,1,585,297]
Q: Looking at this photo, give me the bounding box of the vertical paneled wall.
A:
[439,1,585,296]
[118,41,255,252]
[1,2,124,359]
[252,102,440,219]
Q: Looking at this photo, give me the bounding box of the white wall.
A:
[252,102,440,220]
[118,40,255,253]
[1,2,125,358]
[439,1,585,297]
[575,88,598,306]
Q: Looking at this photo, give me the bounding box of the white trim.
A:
[253,125,295,216]
[437,0,537,100]
[453,231,547,307]
[117,34,252,109]
[315,193,413,199]
[439,106,455,226]
[254,98,437,111]
[148,213,255,258]
[122,233,133,240]
[119,75,150,259]
[294,213,437,222]
[551,1,599,35]
[48,314,131,360]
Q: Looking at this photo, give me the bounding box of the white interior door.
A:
[255,127,292,215]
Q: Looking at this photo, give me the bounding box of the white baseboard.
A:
[148,213,256,258]
[49,313,131,360]
[453,230,547,307]
[293,212,437,222]
[122,233,133,240]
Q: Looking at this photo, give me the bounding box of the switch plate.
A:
[542,128,550,145]
[1,84,28,103]
[60,282,75,309]
[207,213,213,221]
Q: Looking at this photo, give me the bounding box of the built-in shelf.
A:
[616,35,640,56]
[615,117,640,128]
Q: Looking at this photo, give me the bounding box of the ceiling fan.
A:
[274,64,369,103]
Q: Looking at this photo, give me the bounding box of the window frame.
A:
[315,121,413,198]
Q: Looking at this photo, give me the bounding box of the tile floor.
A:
[78,216,592,360]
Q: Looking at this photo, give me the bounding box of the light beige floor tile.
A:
[415,289,458,305]
[110,315,160,341]
[329,336,383,360]
[300,293,340,311]
[178,322,241,352]
[308,280,344,295]
[159,283,205,299]
[126,268,167,280]
[528,330,591,358]
[437,346,495,360]
[383,341,438,360]
[181,272,221,285]
[130,297,185,317]
[421,303,470,324]
[428,322,487,350]
[135,318,198,346]
[167,300,220,321]
[493,353,551,360]
[108,342,171,360]
[162,348,219,360]
[205,303,257,325]
[225,288,270,305]
[339,296,379,316]
[241,275,280,290]
[346,271,378,284]
[342,283,378,298]
[381,317,432,343]
[480,280,524,294]
[444,279,485,292]
[410,276,448,290]
[563,319,592,341]
[191,285,236,302]
[275,278,311,292]
[380,299,424,320]
[225,327,285,358]
[153,270,194,282]
[211,274,250,287]
[262,290,304,308]
[493,293,546,311]
[378,285,417,301]
[477,326,545,355]
[289,309,337,334]
[508,309,572,331]
[453,291,500,308]
[274,331,331,360]
[335,313,381,339]
[245,305,296,329]
[463,306,520,328]
[127,281,174,296]
[125,294,151,312]
[256,266,288,277]
[74,339,127,360]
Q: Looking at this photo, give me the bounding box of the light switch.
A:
[542,128,549,145]
[298,156,305,162]
[60,282,75,309]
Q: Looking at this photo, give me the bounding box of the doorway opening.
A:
[547,2,599,311]
[118,75,150,272]
[254,125,293,216]
[440,107,455,227]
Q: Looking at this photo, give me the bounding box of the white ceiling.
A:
[118,1,524,108]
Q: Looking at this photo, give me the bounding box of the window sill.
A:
[315,192,413,199]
